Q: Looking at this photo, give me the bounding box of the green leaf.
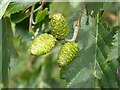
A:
[107,30,119,60]
[35,8,48,24]
[2,18,12,87]
[85,2,104,16]
[2,18,17,87]
[60,13,119,88]
[4,2,34,17]
[14,18,31,44]
[0,0,10,19]
[11,11,30,23]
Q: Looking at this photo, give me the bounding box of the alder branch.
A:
[65,2,85,42]
[29,5,35,34]
[29,1,45,34]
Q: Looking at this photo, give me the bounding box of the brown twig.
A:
[65,2,85,42]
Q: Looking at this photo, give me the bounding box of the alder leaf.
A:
[35,8,48,24]
[107,29,119,60]
[4,2,34,17]
[60,13,119,88]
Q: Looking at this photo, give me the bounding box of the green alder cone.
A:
[57,42,80,67]
[50,13,69,40]
[29,33,55,56]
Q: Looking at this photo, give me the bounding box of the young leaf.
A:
[35,8,48,24]
[4,2,34,17]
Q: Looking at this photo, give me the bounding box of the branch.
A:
[65,2,85,42]
[29,2,45,35]
[29,5,35,34]
[34,0,45,13]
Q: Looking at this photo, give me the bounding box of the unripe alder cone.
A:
[29,33,55,56]
[50,13,69,40]
[57,42,80,67]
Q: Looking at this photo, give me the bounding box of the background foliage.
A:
[0,1,120,88]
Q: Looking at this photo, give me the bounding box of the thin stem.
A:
[65,2,85,42]
[26,3,44,16]
[33,4,43,13]
[34,0,45,13]
[29,5,35,34]
[32,1,45,25]
[29,1,45,34]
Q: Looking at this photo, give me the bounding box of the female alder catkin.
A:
[50,13,69,40]
[29,33,55,56]
[57,42,80,67]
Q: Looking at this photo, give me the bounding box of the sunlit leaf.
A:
[4,2,34,17]
[35,8,48,24]
[0,0,10,19]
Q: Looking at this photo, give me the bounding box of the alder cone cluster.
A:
[29,13,80,68]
